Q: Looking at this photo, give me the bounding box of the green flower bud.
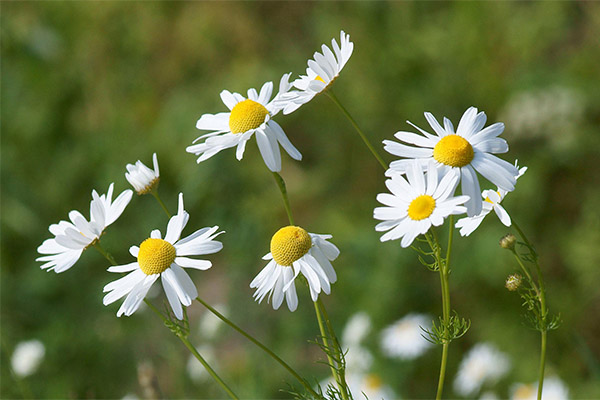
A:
[500,234,517,250]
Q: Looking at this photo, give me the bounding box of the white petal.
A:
[175,257,212,270]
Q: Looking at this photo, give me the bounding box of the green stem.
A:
[325,90,387,170]
[538,330,547,400]
[151,190,172,218]
[436,343,449,400]
[510,250,540,298]
[272,172,295,225]
[93,242,117,265]
[195,297,319,398]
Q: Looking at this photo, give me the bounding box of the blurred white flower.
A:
[342,312,372,346]
[380,313,433,360]
[199,304,228,340]
[187,345,217,382]
[454,343,511,397]
[125,153,160,195]
[480,391,499,400]
[11,339,45,377]
[511,377,569,400]
[345,345,374,375]
[320,373,397,400]
[121,394,139,400]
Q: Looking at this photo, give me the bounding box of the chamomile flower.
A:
[250,226,339,312]
[384,107,519,216]
[125,153,160,195]
[277,30,354,115]
[11,340,45,377]
[374,161,469,247]
[103,193,223,320]
[186,74,301,172]
[456,164,528,236]
[36,184,133,273]
[454,343,511,397]
[380,313,433,360]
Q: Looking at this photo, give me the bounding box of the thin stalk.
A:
[93,242,117,266]
[151,190,172,218]
[325,90,388,170]
[510,250,540,298]
[195,297,319,398]
[272,171,295,225]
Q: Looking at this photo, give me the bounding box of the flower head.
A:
[126,153,160,195]
[277,30,354,115]
[380,313,433,360]
[186,75,302,172]
[374,161,469,247]
[384,107,519,216]
[250,226,339,311]
[103,193,223,320]
[505,274,522,291]
[36,184,132,273]
[511,377,569,400]
[454,343,511,397]
[11,340,45,377]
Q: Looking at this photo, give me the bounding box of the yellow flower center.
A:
[270,226,312,266]
[407,195,436,221]
[433,135,474,167]
[314,75,326,83]
[229,99,269,134]
[137,238,176,275]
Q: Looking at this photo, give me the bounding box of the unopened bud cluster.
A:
[499,234,517,250]
[505,274,523,291]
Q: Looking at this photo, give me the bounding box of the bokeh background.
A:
[2,2,600,399]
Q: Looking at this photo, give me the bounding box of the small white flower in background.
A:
[276,30,354,115]
[250,226,339,312]
[11,339,45,377]
[454,343,511,397]
[121,394,139,400]
[374,161,469,247]
[455,163,527,236]
[384,107,519,216]
[186,74,302,172]
[126,153,160,195]
[510,377,569,400]
[37,183,133,273]
[103,193,223,320]
[199,303,228,340]
[187,344,217,382]
[319,373,396,400]
[342,312,372,346]
[380,313,433,360]
[479,391,500,400]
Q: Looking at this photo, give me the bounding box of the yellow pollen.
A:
[314,75,326,83]
[433,135,474,167]
[137,238,176,275]
[229,99,269,134]
[407,195,436,221]
[270,226,312,266]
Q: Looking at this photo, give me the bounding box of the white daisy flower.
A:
[456,164,528,236]
[511,377,569,400]
[11,340,45,377]
[36,184,133,273]
[342,312,372,346]
[250,226,339,312]
[384,107,519,216]
[454,343,511,397]
[380,313,433,360]
[278,30,354,115]
[186,74,302,172]
[374,161,469,247]
[103,193,223,320]
[125,153,160,195]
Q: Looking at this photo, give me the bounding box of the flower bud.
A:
[499,234,517,250]
[505,274,522,291]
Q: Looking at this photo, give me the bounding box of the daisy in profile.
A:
[36,184,132,273]
[103,193,223,320]
[277,30,353,115]
[125,153,160,195]
[250,226,339,311]
[186,74,301,172]
[380,313,433,360]
[374,161,469,247]
[384,107,519,216]
[454,343,511,397]
[456,164,528,236]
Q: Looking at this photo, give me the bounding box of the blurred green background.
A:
[2,2,600,399]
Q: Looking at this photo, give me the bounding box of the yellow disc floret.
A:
[433,135,474,167]
[407,195,436,221]
[137,238,176,275]
[270,226,312,266]
[229,99,269,134]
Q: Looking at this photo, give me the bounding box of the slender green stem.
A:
[272,172,295,225]
[510,250,540,298]
[325,90,387,170]
[313,301,346,399]
[436,343,449,400]
[151,190,172,218]
[93,242,117,265]
[195,297,319,398]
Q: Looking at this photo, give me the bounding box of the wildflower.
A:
[380,313,433,360]
[277,31,354,115]
[250,226,339,311]
[103,193,223,320]
[342,312,372,346]
[36,184,132,273]
[384,107,519,216]
[455,164,527,236]
[125,153,160,195]
[11,340,45,377]
[186,75,301,172]
[454,343,511,397]
[505,274,522,291]
[374,161,469,247]
[500,234,517,250]
[511,377,569,400]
